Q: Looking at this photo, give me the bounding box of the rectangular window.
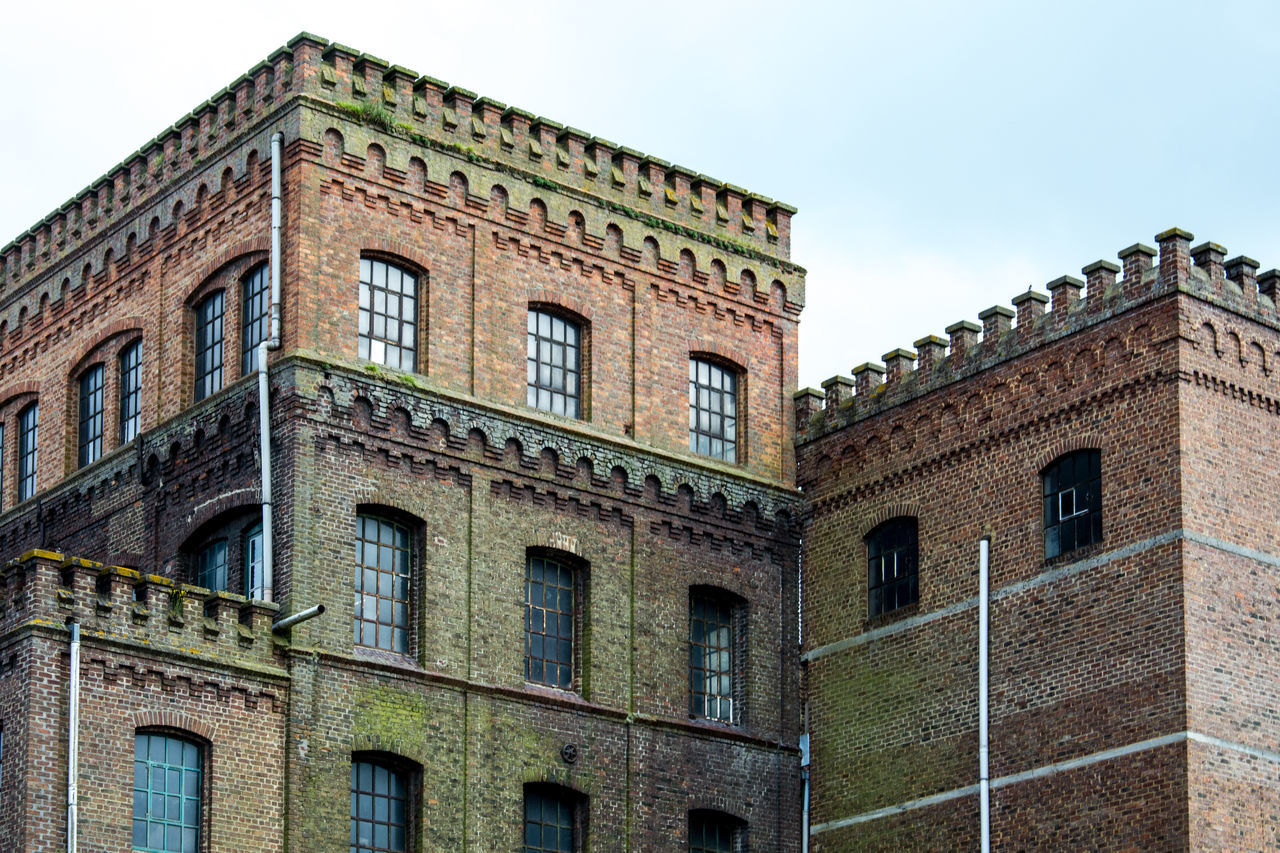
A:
[525,555,575,689]
[78,364,105,468]
[1043,449,1102,558]
[132,732,201,853]
[527,309,581,418]
[17,403,37,503]
[358,258,418,371]
[119,340,141,443]
[351,759,408,853]
[524,788,576,853]
[241,264,270,376]
[689,812,739,853]
[690,596,735,722]
[689,358,738,462]
[244,523,266,600]
[196,541,227,592]
[194,292,224,402]
[867,517,919,617]
[353,515,410,653]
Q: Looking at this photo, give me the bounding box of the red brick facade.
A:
[797,229,1280,849]
[0,33,802,852]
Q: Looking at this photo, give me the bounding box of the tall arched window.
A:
[525,552,586,690]
[689,587,745,724]
[1042,449,1101,558]
[17,402,37,503]
[524,783,586,853]
[689,357,739,462]
[132,731,203,853]
[350,756,412,853]
[240,263,270,375]
[354,514,412,653]
[527,307,583,418]
[78,363,105,467]
[867,517,918,617]
[119,340,142,443]
[358,258,418,371]
[193,291,225,402]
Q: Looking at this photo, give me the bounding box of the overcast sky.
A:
[4,1,1278,389]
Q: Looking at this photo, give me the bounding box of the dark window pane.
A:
[78,364,105,467]
[524,789,576,853]
[689,594,735,722]
[119,341,142,443]
[525,555,576,689]
[241,264,270,375]
[194,291,225,402]
[353,516,411,652]
[132,733,201,853]
[350,760,407,853]
[689,359,737,462]
[1042,450,1102,559]
[867,517,918,617]
[17,403,37,502]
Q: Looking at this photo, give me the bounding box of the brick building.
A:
[796,230,1280,848]
[0,33,804,852]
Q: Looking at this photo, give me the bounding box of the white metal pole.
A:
[979,537,991,853]
[67,621,80,853]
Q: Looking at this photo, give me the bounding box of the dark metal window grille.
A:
[690,597,734,722]
[132,732,201,853]
[196,540,227,592]
[527,309,581,418]
[525,556,574,689]
[194,292,224,402]
[241,264,270,376]
[244,523,266,600]
[119,340,141,443]
[1043,449,1101,558]
[78,364,105,468]
[689,359,737,462]
[524,789,574,853]
[358,258,418,371]
[354,515,410,652]
[867,517,918,617]
[17,403,37,503]
[350,760,407,853]
[689,813,737,853]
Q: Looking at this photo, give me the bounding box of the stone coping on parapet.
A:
[795,228,1280,444]
[0,31,796,299]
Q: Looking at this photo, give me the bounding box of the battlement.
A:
[0,550,283,669]
[0,32,796,306]
[796,228,1280,442]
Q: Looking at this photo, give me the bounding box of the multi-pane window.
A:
[527,309,581,418]
[867,517,918,617]
[689,812,740,853]
[358,258,418,371]
[132,732,202,853]
[525,555,576,689]
[1043,449,1102,559]
[244,523,266,600]
[196,540,228,592]
[689,358,738,462]
[193,292,225,402]
[350,759,408,853]
[690,594,736,723]
[354,515,410,653]
[17,403,37,503]
[241,264,270,376]
[524,787,577,853]
[119,340,142,443]
[78,364,105,468]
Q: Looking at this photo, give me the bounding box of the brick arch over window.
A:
[526,289,595,325]
[131,710,214,742]
[1037,435,1106,473]
[688,337,747,374]
[859,502,925,541]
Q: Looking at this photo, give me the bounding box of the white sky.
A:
[4,1,1279,389]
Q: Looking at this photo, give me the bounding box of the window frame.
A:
[17,401,37,503]
[353,513,413,654]
[688,809,745,853]
[119,339,142,444]
[240,263,270,377]
[77,363,105,468]
[523,783,586,853]
[132,730,205,853]
[350,754,415,853]
[866,517,919,618]
[358,257,420,372]
[524,551,587,692]
[526,306,585,419]
[688,588,745,725]
[193,290,225,402]
[1042,449,1102,559]
[689,356,740,463]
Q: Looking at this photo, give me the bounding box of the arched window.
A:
[181,510,265,597]
[78,363,105,467]
[350,756,412,853]
[119,339,142,443]
[354,514,412,653]
[527,307,583,418]
[525,552,586,690]
[689,357,739,462]
[240,263,269,376]
[193,291,225,402]
[132,731,203,853]
[689,810,745,853]
[358,257,418,371]
[689,587,745,724]
[1042,449,1101,558]
[867,517,918,617]
[523,783,586,853]
[17,402,37,503]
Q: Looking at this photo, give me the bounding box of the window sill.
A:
[864,600,920,632]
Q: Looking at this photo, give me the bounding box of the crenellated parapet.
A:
[0,551,284,671]
[796,228,1280,442]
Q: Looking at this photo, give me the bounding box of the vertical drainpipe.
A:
[979,537,991,853]
[800,728,810,853]
[257,131,284,602]
[67,621,81,853]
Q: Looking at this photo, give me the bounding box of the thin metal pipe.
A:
[257,131,284,603]
[272,603,325,633]
[979,537,991,853]
[67,621,80,853]
[800,731,811,853]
